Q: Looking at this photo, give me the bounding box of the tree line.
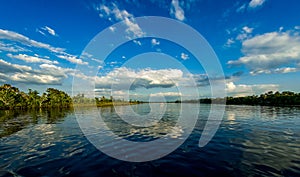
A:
[176,91,300,106]
[3,83,298,109]
[0,84,72,110]
[225,91,300,106]
[73,94,142,107]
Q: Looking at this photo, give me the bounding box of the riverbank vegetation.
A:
[2,84,299,109]
[0,84,72,109]
[0,84,141,110]
[73,94,142,107]
[177,91,300,106]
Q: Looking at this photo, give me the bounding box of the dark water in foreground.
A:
[0,104,299,177]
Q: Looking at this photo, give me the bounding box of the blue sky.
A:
[0,0,300,100]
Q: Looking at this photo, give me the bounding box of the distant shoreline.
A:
[2,84,300,110]
[172,91,300,107]
[73,102,141,108]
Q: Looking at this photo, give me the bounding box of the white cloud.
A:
[279,26,284,32]
[236,26,254,41]
[38,26,57,36]
[236,3,246,13]
[226,82,236,91]
[150,92,182,102]
[37,30,45,36]
[10,72,63,85]
[0,60,64,85]
[133,39,142,46]
[0,59,32,73]
[236,0,266,13]
[228,30,300,74]
[0,42,29,52]
[95,67,184,90]
[274,67,299,74]
[225,26,254,47]
[81,52,104,65]
[295,26,300,30]
[180,52,189,60]
[242,26,253,33]
[7,53,58,64]
[248,0,266,9]
[109,26,116,32]
[0,29,86,65]
[150,92,182,97]
[0,29,64,53]
[57,54,88,65]
[224,38,235,47]
[0,58,89,85]
[43,26,56,36]
[170,0,185,21]
[236,33,248,41]
[151,38,160,46]
[97,4,144,39]
[226,81,279,97]
[38,63,93,83]
[39,63,76,78]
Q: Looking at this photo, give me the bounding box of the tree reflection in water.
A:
[0,108,72,138]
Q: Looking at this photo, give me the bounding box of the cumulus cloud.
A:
[0,59,32,73]
[192,71,243,87]
[7,53,58,64]
[226,82,279,97]
[228,30,300,75]
[0,59,85,85]
[10,72,63,85]
[93,66,242,98]
[0,60,63,85]
[97,3,144,39]
[39,63,77,78]
[170,0,185,21]
[95,67,184,90]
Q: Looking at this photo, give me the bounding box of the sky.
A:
[0,0,300,100]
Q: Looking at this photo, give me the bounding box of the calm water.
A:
[0,104,299,176]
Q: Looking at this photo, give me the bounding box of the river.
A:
[0,104,299,176]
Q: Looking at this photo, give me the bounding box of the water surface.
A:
[0,104,299,176]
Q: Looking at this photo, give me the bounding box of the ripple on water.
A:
[0,105,299,176]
